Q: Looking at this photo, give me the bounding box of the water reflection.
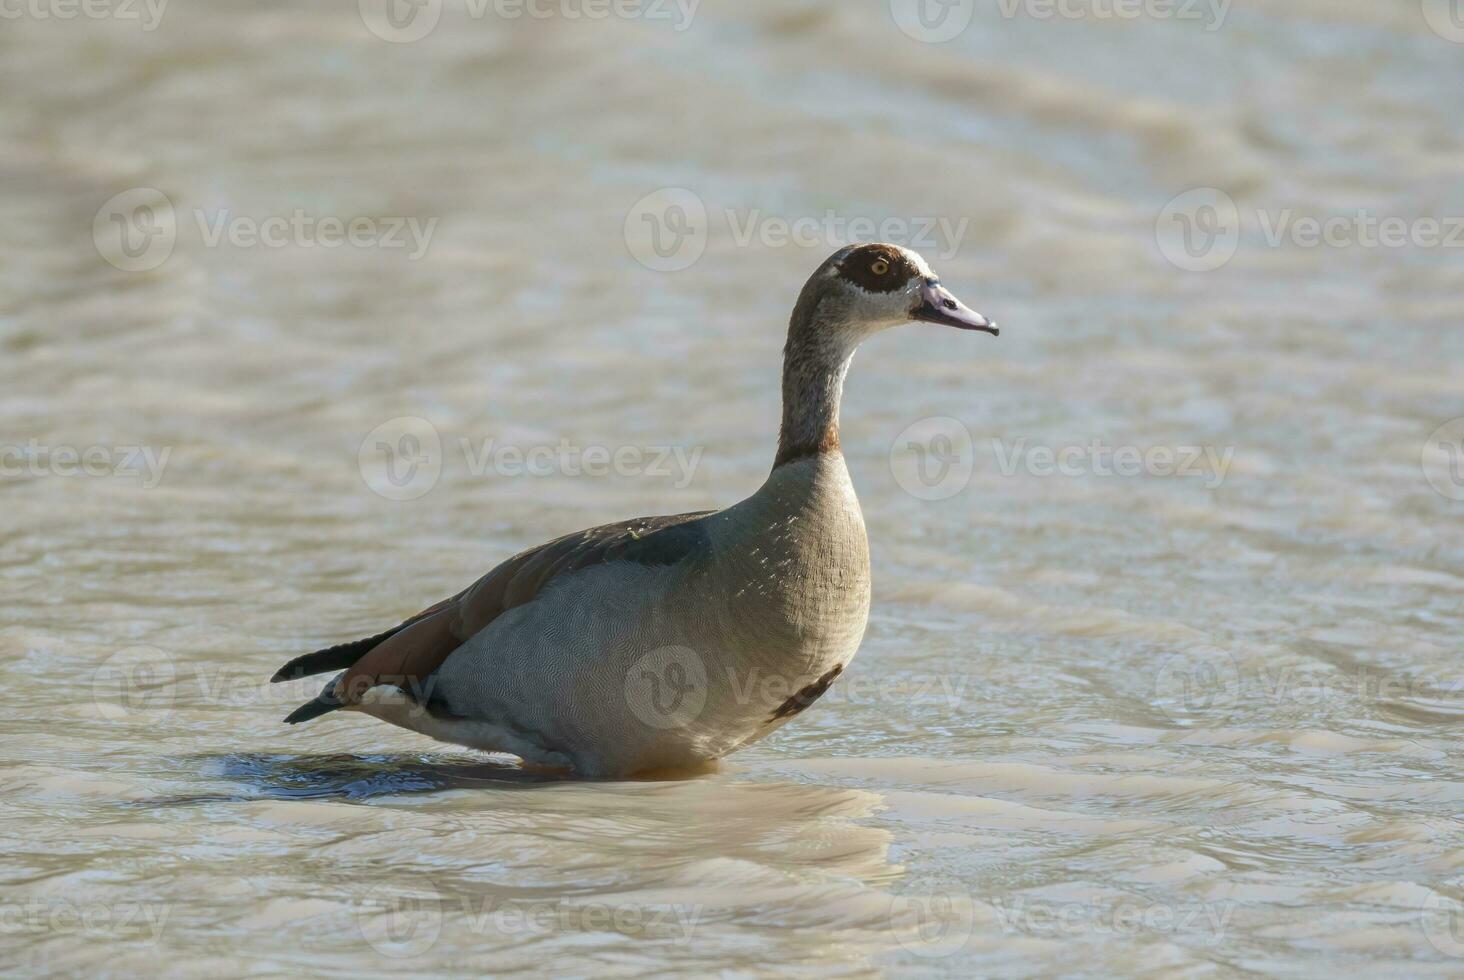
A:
[165,752,565,804]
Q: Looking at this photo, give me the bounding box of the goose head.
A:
[789,243,998,347]
[773,243,998,468]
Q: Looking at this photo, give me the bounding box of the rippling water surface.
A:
[3,1,1463,975]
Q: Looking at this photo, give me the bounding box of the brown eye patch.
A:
[837,244,915,294]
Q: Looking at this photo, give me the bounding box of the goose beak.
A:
[913,279,999,336]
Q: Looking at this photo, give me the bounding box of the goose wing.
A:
[278,509,714,724]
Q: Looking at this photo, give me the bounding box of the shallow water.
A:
[3,1,1463,975]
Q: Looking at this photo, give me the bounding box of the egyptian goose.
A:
[273,243,997,776]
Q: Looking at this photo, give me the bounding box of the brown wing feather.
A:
[326,510,714,710]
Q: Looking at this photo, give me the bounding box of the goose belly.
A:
[417,550,866,775]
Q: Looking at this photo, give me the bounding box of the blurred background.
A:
[2,0,1463,975]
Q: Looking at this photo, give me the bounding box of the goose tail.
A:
[283,677,345,725]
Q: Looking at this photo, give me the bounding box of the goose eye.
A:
[870,259,890,276]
